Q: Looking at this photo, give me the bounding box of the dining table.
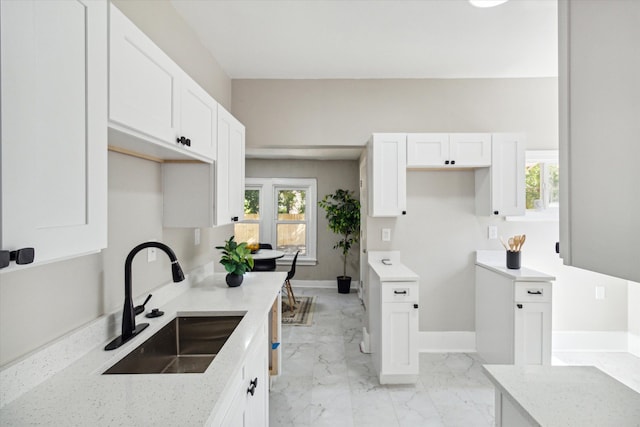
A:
[251,249,285,261]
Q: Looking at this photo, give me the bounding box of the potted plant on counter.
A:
[319,189,361,294]
[215,236,254,287]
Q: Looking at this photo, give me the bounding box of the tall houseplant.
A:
[215,236,254,287]
[319,189,361,294]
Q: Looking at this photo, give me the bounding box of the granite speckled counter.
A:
[0,271,285,426]
[476,250,555,282]
[483,364,640,426]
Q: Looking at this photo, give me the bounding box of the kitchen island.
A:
[483,364,640,426]
[0,270,285,426]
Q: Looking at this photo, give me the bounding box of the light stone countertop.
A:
[483,364,640,426]
[368,251,419,282]
[475,250,555,282]
[0,271,285,426]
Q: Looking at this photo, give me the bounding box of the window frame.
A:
[238,178,317,265]
[507,150,559,222]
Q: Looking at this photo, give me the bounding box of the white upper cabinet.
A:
[1,0,107,266]
[475,133,526,216]
[108,4,215,163]
[367,134,407,217]
[407,133,491,168]
[179,78,217,161]
[217,105,246,225]
[163,105,245,228]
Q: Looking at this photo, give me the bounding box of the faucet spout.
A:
[105,242,185,351]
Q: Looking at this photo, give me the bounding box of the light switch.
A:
[382,228,391,242]
[194,228,201,246]
[595,286,605,300]
[147,247,157,263]
[488,226,498,240]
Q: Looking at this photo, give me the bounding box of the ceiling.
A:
[169,0,558,160]
[170,0,558,80]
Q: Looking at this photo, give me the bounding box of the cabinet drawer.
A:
[382,282,418,303]
[515,282,552,303]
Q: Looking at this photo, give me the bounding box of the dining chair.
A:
[283,251,299,312]
[252,243,276,271]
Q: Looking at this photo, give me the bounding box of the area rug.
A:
[282,296,316,326]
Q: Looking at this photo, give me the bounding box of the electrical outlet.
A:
[595,286,605,300]
[488,225,498,240]
[194,228,201,246]
[382,228,391,242]
[147,247,157,263]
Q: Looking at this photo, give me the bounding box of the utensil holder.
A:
[506,250,521,269]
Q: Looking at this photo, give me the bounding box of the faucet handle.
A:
[134,294,152,316]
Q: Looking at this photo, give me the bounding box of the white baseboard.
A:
[628,333,640,357]
[290,279,359,292]
[552,331,629,352]
[418,331,476,353]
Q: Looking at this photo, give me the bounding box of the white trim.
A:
[418,331,476,353]
[290,279,348,290]
[552,331,629,352]
[627,333,640,358]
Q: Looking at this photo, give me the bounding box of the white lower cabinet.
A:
[369,262,419,384]
[475,266,552,365]
[219,319,269,427]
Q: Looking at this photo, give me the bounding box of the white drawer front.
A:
[382,282,418,303]
[515,282,552,303]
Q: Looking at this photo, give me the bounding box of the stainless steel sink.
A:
[103,315,244,374]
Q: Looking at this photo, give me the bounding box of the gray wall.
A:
[245,159,360,281]
[233,77,630,333]
[0,1,231,366]
[232,78,558,149]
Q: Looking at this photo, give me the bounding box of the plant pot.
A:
[337,276,351,294]
[225,273,243,287]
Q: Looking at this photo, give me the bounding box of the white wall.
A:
[233,77,630,335]
[0,1,232,366]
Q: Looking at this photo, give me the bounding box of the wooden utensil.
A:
[499,236,509,251]
[518,234,526,251]
[508,237,515,251]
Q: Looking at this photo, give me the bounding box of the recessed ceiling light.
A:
[469,0,509,8]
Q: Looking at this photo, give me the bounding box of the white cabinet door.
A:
[217,105,246,225]
[514,302,552,366]
[109,4,180,145]
[406,133,490,168]
[367,134,407,217]
[449,133,491,167]
[381,301,418,376]
[475,133,525,216]
[179,78,217,160]
[406,133,449,167]
[1,0,107,265]
[245,322,269,427]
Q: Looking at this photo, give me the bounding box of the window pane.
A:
[277,189,306,220]
[244,189,260,219]
[276,223,306,256]
[548,164,559,206]
[234,223,259,245]
[525,163,542,210]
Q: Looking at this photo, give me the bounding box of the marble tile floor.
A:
[271,288,494,427]
[271,287,640,426]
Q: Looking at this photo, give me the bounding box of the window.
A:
[510,150,559,221]
[234,178,317,264]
